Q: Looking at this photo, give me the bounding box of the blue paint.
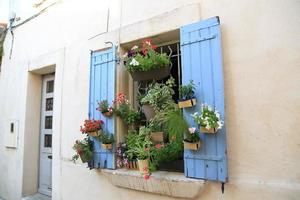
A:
[89,47,116,169]
[181,17,228,182]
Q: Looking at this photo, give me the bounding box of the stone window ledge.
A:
[102,169,206,199]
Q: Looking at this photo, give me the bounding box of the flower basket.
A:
[125,160,139,170]
[178,98,197,108]
[150,132,164,143]
[130,66,170,81]
[102,111,113,117]
[142,104,155,121]
[137,159,149,174]
[183,140,201,150]
[87,130,100,137]
[200,126,218,134]
[101,143,113,150]
[79,153,92,163]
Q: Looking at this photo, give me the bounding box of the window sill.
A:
[102,169,206,199]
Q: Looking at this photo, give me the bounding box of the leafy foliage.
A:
[113,93,141,125]
[99,132,115,144]
[124,39,170,72]
[179,80,196,100]
[97,100,113,114]
[184,127,200,143]
[72,137,93,163]
[140,77,176,112]
[192,104,223,130]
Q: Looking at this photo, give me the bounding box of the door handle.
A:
[48,155,52,159]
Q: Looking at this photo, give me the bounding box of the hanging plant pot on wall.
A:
[142,104,155,121]
[178,98,197,108]
[183,140,201,150]
[101,143,113,150]
[200,126,218,134]
[87,130,101,137]
[130,66,171,81]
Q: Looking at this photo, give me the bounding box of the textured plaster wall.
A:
[0,0,299,200]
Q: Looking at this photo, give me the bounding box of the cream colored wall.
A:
[0,0,299,200]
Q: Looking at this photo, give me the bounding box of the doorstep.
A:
[102,169,206,199]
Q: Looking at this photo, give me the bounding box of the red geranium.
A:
[80,119,103,133]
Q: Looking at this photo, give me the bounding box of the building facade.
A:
[0,0,299,200]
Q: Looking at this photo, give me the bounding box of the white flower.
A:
[129,58,139,66]
[131,45,138,50]
[145,41,151,46]
[188,127,196,134]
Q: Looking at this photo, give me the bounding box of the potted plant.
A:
[183,127,201,150]
[100,132,114,150]
[80,119,104,137]
[149,122,164,143]
[97,100,113,117]
[178,80,197,108]
[125,129,152,174]
[72,137,93,163]
[123,39,171,81]
[113,93,141,128]
[140,77,176,121]
[192,104,223,133]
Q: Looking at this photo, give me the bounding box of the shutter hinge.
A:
[181,34,216,46]
[221,182,225,194]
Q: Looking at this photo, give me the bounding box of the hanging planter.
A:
[123,39,171,82]
[200,126,218,134]
[178,98,197,108]
[101,143,113,150]
[102,111,113,117]
[150,132,164,143]
[142,104,155,121]
[183,140,201,150]
[178,80,197,108]
[192,104,223,134]
[183,127,201,150]
[79,152,92,163]
[87,130,100,137]
[130,66,170,81]
[137,159,149,174]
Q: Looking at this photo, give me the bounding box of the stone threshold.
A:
[102,169,206,199]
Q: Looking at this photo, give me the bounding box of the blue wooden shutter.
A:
[89,46,116,169]
[181,17,228,182]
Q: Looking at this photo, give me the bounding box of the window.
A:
[135,42,184,172]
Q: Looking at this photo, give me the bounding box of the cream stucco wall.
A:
[0,0,299,200]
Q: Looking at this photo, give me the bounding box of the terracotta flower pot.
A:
[178,98,197,108]
[101,143,113,150]
[137,159,149,174]
[125,160,139,170]
[130,66,170,81]
[200,126,218,134]
[142,104,155,121]
[102,111,112,117]
[150,132,164,143]
[183,140,201,150]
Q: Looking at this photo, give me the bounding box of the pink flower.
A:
[189,127,196,134]
[155,144,163,149]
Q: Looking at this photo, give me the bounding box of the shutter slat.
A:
[89,47,116,169]
[181,17,228,182]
